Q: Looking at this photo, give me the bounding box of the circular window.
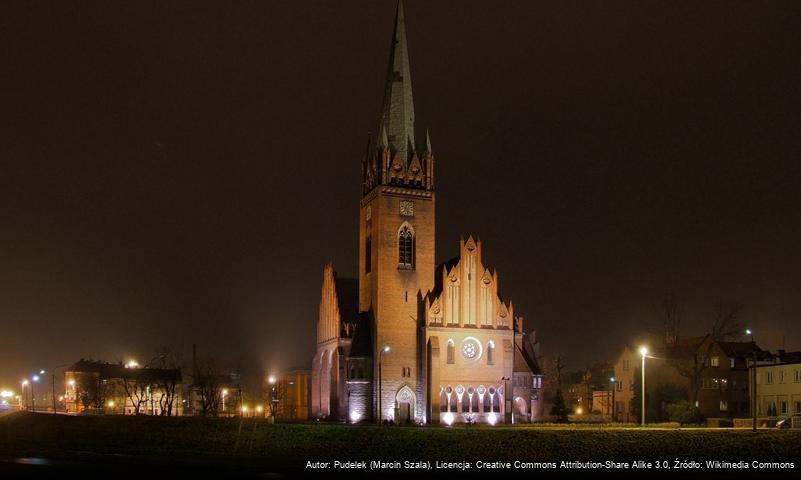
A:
[460,337,483,361]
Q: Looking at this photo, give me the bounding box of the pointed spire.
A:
[379,124,389,150]
[378,0,415,166]
[425,128,432,154]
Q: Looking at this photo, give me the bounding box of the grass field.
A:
[1,412,800,474]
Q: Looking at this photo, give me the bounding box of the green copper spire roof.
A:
[378,0,415,166]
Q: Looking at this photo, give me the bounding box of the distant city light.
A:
[107,401,115,408]
[0,390,13,398]
[39,370,45,375]
[256,405,264,413]
[241,405,248,413]
[68,379,75,387]
[383,345,390,353]
[746,329,752,335]
[126,360,139,369]
[32,375,40,382]
[576,407,583,415]
[268,376,276,385]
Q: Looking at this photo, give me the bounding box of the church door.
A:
[399,402,411,424]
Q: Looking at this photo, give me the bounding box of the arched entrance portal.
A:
[395,385,416,425]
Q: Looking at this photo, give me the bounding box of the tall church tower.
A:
[359,1,435,421]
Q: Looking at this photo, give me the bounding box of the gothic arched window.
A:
[398,225,414,269]
[487,340,495,365]
[447,340,455,365]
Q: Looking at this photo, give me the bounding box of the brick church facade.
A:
[311,1,543,425]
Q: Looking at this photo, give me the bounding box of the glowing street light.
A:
[378,345,390,424]
[126,360,139,369]
[639,346,648,426]
[269,375,279,423]
[610,377,617,422]
[31,375,41,412]
[221,388,228,414]
[745,328,757,432]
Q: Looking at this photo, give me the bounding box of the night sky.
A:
[2,0,800,389]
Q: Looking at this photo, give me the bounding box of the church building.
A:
[311,1,543,425]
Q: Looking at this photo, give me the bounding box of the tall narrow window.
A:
[365,235,372,273]
[447,340,455,364]
[487,340,495,365]
[398,225,414,269]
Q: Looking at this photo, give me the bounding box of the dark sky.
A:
[2,0,800,389]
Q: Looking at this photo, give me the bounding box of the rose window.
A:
[460,337,482,361]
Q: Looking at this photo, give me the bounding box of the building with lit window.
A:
[612,337,762,422]
[273,369,310,421]
[64,359,183,416]
[310,2,543,425]
[753,350,801,422]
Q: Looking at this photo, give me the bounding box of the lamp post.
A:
[222,388,228,416]
[378,345,390,424]
[639,347,648,426]
[746,329,757,432]
[51,364,68,414]
[269,376,278,424]
[610,377,616,422]
[31,375,41,412]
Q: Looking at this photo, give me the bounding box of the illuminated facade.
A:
[64,359,183,416]
[310,1,543,425]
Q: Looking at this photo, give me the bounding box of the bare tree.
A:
[151,348,182,416]
[196,360,222,417]
[120,370,151,415]
[665,300,743,404]
[76,374,107,409]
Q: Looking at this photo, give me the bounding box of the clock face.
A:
[399,200,414,217]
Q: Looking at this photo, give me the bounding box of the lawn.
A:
[1,412,799,474]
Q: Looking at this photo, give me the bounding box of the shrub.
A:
[665,401,701,425]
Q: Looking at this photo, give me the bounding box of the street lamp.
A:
[610,377,617,422]
[378,345,390,423]
[222,388,229,416]
[269,376,278,423]
[31,375,40,412]
[746,329,757,432]
[639,347,648,426]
